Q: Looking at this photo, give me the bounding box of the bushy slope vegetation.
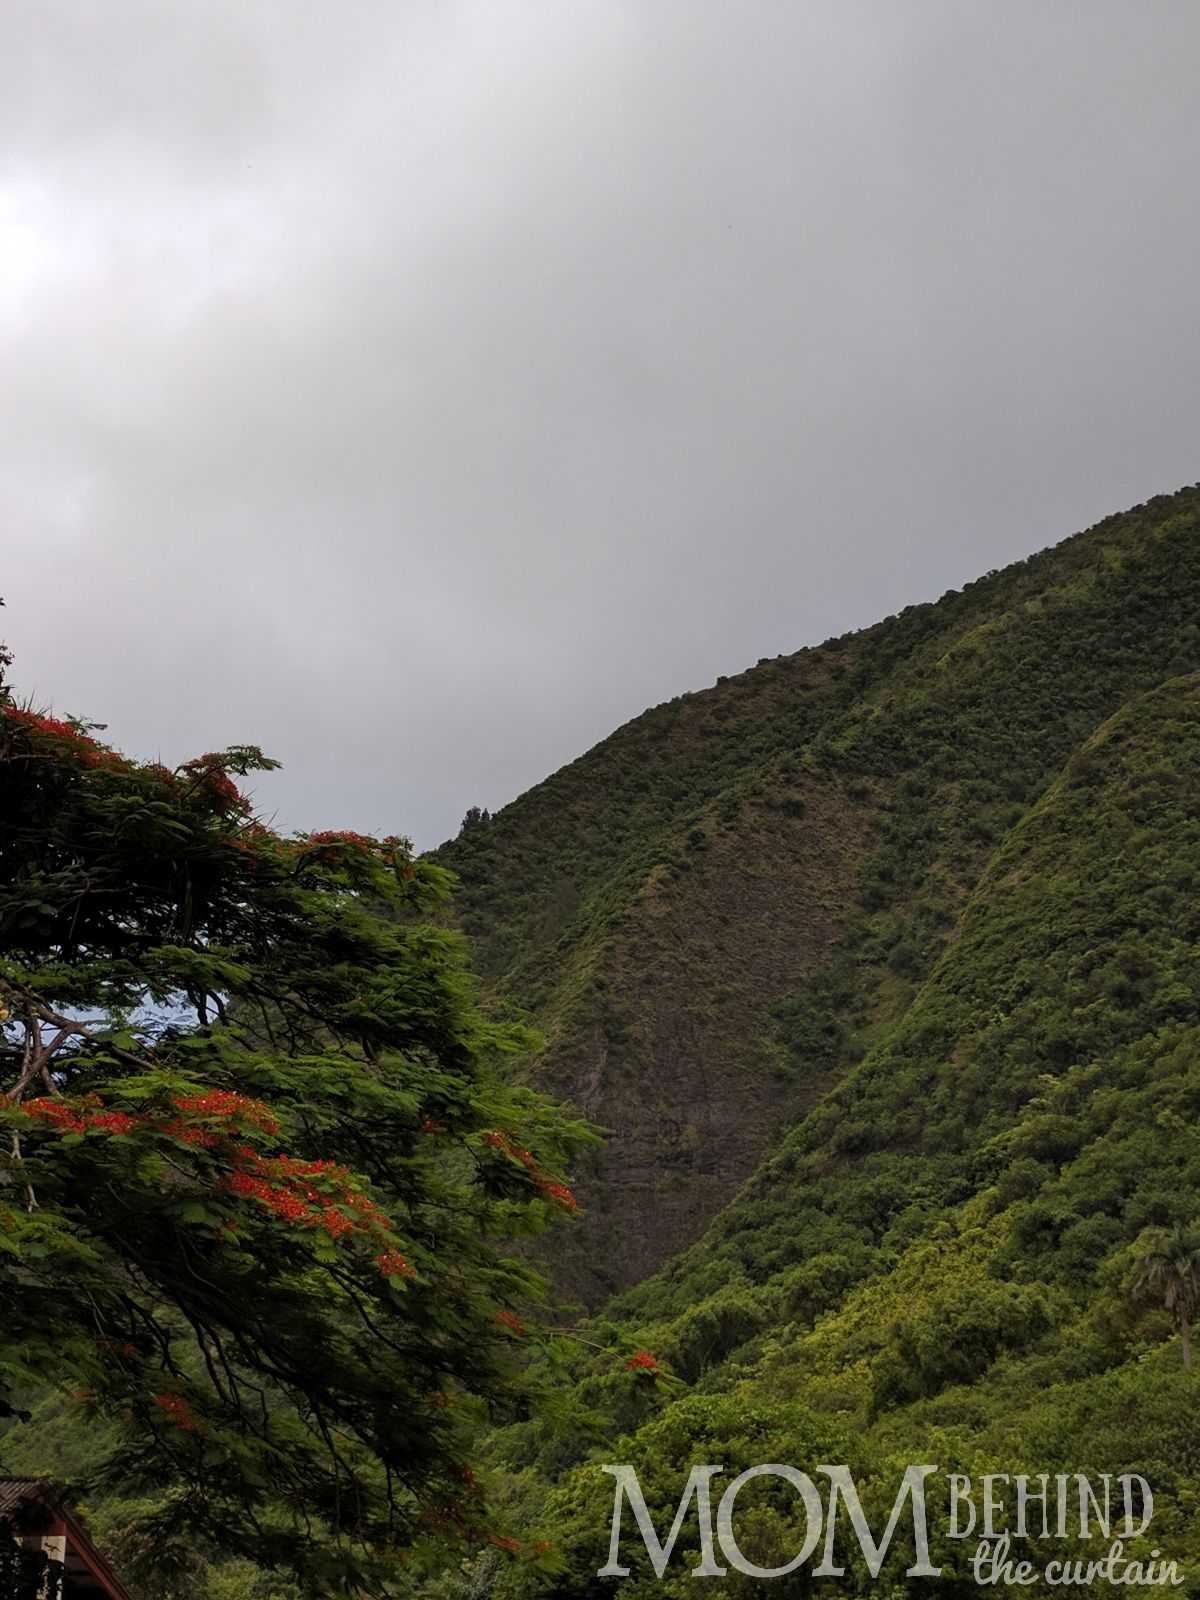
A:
[478,669,1200,1595]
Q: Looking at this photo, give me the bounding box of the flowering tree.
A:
[0,640,592,1594]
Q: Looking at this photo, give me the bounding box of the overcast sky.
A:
[3,2,1199,850]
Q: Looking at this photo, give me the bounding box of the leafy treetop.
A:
[0,644,594,1597]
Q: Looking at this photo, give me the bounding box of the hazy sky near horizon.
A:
[4,2,1199,849]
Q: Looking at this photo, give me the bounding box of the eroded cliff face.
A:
[523,772,875,1301]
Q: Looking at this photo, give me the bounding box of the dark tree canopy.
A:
[0,641,591,1595]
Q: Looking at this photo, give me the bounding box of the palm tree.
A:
[1133,1225,1200,1368]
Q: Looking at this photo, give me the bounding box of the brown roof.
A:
[0,1476,44,1518]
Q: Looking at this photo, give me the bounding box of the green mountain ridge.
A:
[451,494,1200,1597]
[438,485,1200,1309]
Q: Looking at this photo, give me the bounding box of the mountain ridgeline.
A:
[437,486,1200,1306]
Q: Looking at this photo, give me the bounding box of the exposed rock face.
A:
[527,774,874,1299]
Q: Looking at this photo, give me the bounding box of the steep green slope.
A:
[490,670,1200,1595]
[438,486,1200,1303]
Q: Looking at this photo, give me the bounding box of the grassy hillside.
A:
[481,667,1200,1595]
[438,485,1200,1304]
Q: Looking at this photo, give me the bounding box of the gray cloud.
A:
[3,1,1199,848]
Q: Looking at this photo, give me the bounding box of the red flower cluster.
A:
[23,1098,137,1136]
[376,1248,416,1279]
[485,1531,551,1557]
[221,1151,415,1279]
[302,830,414,875]
[152,1393,202,1433]
[306,829,377,851]
[223,1153,385,1232]
[221,819,276,860]
[23,1088,416,1284]
[83,748,131,773]
[420,1113,441,1134]
[24,1089,279,1147]
[3,707,90,743]
[169,1090,279,1138]
[3,707,135,774]
[494,1309,524,1336]
[179,753,246,810]
[480,1130,578,1211]
[2,708,143,776]
[624,1350,661,1376]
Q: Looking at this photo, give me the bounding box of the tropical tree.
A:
[1132,1224,1200,1368]
[0,637,592,1595]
